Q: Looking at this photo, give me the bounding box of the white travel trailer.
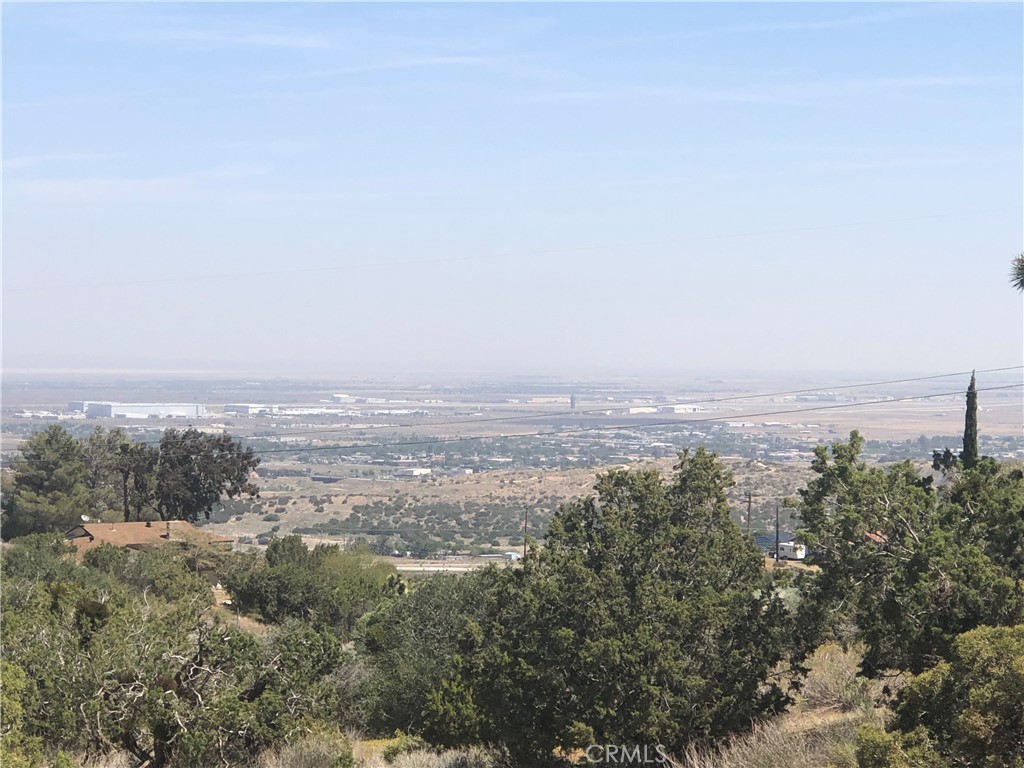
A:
[776,541,807,561]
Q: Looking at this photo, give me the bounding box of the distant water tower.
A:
[570,394,577,411]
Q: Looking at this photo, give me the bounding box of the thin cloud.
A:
[839,75,989,89]
[33,4,335,50]
[274,54,561,82]
[583,4,961,51]
[727,5,948,34]
[516,84,798,107]
[2,152,112,170]
[7,164,271,205]
[5,84,195,110]
[513,74,992,108]
[162,28,330,49]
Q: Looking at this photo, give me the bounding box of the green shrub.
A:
[257,727,354,768]
[383,731,429,764]
[863,624,1024,768]
[854,725,946,768]
[0,659,45,768]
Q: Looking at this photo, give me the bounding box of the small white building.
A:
[394,468,431,477]
[658,404,702,414]
[224,404,279,415]
[777,541,807,561]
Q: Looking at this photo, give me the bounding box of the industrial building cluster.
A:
[68,401,206,419]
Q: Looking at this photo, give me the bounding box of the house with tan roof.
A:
[65,520,234,558]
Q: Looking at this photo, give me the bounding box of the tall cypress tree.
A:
[961,370,979,469]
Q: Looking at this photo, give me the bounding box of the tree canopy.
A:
[1012,252,1024,292]
[856,624,1024,768]
[0,534,358,768]
[357,572,492,734]
[3,420,1023,767]
[797,431,1024,676]
[151,428,260,523]
[403,449,800,765]
[1,425,93,539]
[227,535,401,636]
[1,426,260,539]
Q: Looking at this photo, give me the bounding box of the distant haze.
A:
[3,3,1022,378]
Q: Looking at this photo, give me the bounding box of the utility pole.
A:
[774,503,780,562]
[746,492,753,537]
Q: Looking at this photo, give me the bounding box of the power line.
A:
[6,379,1021,464]
[209,382,1024,457]
[55,364,1022,447]
[236,364,1023,442]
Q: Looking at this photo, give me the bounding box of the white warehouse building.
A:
[74,402,206,419]
[658,404,702,414]
[394,468,431,477]
[224,404,279,415]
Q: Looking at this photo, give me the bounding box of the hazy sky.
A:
[3,2,1022,378]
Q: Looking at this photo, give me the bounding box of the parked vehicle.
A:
[776,541,807,561]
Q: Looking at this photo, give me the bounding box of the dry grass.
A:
[799,642,883,713]
[667,642,886,768]
[671,709,877,768]
[256,729,353,768]
[68,755,135,768]
[357,746,503,768]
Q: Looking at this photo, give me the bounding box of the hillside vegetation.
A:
[2,422,1022,767]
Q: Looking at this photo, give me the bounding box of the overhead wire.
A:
[236,382,1023,457]
[230,364,1024,442]
[5,374,1020,463]
[43,364,1024,447]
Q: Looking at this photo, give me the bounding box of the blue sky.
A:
[3,2,1022,378]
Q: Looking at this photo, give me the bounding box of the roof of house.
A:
[65,520,233,556]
